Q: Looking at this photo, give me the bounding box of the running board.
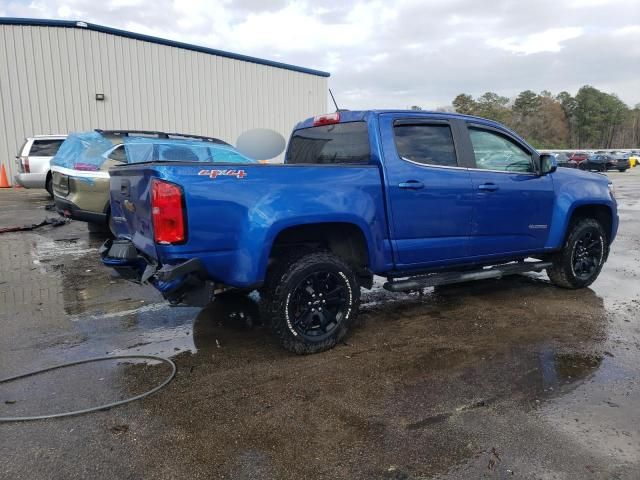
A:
[383,261,553,292]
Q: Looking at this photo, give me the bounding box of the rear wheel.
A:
[618,168,627,172]
[261,251,360,354]
[45,174,53,198]
[547,218,608,289]
[87,211,115,237]
[87,222,106,233]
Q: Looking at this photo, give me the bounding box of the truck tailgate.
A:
[109,166,158,260]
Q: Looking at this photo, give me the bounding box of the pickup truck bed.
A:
[102,110,618,354]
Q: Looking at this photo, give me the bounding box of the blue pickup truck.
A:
[101,110,618,353]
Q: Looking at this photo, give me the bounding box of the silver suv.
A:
[14,135,67,196]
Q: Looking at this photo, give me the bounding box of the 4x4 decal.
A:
[198,169,247,179]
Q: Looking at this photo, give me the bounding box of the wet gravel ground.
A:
[1,170,639,479]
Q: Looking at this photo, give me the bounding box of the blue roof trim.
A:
[0,17,330,78]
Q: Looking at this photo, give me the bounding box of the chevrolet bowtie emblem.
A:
[124,199,136,213]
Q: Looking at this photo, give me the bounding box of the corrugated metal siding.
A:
[0,25,328,183]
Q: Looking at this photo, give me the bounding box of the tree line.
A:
[447,86,640,149]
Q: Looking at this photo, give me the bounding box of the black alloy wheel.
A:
[571,229,604,281]
[547,217,608,289]
[287,271,350,342]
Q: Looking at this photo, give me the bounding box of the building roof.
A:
[0,17,330,78]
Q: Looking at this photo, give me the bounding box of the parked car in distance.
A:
[579,154,611,172]
[14,135,67,196]
[569,152,589,164]
[602,151,629,172]
[52,130,253,234]
[579,153,628,172]
[101,109,618,354]
[552,152,578,168]
[629,151,639,168]
[608,151,630,172]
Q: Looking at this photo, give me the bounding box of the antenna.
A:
[329,88,340,112]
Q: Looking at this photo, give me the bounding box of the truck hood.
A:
[552,166,610,186]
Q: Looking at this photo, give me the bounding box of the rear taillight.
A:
[21,156,30,173]
[151,179,186,244]
[73,162,99,171]
[313,112,340,126]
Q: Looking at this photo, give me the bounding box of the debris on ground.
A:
[0,217,68,234]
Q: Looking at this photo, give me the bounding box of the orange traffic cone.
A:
[0,164,10,188]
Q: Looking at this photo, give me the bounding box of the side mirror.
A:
[539,153,557,175]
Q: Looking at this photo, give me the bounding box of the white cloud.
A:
[487,27,584,55]
[1,0,638,109]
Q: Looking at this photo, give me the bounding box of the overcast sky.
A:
[2,0,639,110]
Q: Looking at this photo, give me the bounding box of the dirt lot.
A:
[1,170,639,479]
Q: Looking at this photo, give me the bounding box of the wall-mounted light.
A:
[95,93,105,101]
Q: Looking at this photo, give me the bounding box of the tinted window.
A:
[286,122,370,164]
[394,124,457,167]
[29,139,64,156]
[469,128,532,173]
[107,145,127,163]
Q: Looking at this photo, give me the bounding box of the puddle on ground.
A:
[32,237,98,263]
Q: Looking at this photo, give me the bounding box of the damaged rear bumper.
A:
[100,238,214,306]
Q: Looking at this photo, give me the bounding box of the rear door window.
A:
[286,122,370,164]
[107,145,127,163]
[29,139,64,157]
[394,123,458,167]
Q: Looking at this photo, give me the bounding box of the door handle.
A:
[398,181,424,190]
[478,183,499,192]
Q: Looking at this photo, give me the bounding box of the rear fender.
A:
[258,216,380,281]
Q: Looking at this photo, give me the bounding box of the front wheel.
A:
[547,218,608,289]
[261,251,360,354]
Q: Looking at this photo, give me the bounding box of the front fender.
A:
[545,173,617,249]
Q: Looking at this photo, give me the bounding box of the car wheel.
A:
[547,218,608,289]
[618,168,626,172]
[87,222,108,234]
[107,211,116,237]
[260,251,360,354]
[45,174,53,198]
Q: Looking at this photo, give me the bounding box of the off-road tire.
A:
[260,251,360,354]
[547,218,608,289]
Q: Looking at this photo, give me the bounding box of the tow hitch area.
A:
[384,261,553,292]
[100,239,213,306]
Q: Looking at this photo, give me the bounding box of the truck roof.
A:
[294,109,506,130]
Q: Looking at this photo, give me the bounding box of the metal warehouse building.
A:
[0,18,329,183]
